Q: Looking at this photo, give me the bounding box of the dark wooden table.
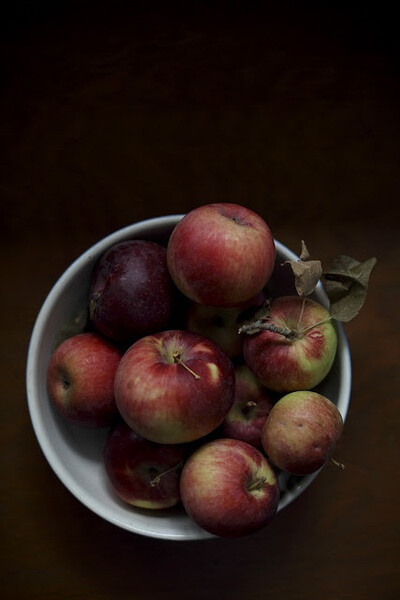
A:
[1,3,399,599]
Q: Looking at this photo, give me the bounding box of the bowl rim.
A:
[26,214,352,540]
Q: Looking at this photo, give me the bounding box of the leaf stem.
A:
[298,317,332,337]
[296,296,306,334]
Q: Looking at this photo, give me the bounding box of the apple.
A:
[180,438,280,537]
[185,292,266,359]
[47,332,122,427]
[89,240,176,343]
[186,303,244,359]
[220,365,274,448]
[262,390,343,475]
[243,296,337,392]
[167,203,275,307]
[104,422,187,509]
[114,330,235,444]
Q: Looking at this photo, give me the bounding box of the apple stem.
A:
[329,457,345,470]
[297,317,332,337]
[247,476,266,492]
[242,400,257,416]
[296,296,307,334]
[172,351,201,379]
[150,460,185,487]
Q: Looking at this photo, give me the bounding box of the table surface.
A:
[1,3,399,599]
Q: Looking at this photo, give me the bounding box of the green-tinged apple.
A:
[47,332,122,427]
[243,296,337,392]
[220,365,274,448]
[104,422,187,509]
[186,292,265,359]
[167,203,275,307]
[262,391,343,475]
[180,438,280,537]
[114,330,235,444]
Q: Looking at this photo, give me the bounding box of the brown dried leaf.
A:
[299,239,311,261]
[283,241,322,296]
[323,255,377,322]
[288,259,323,296]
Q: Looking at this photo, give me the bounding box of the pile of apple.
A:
[47,203,343,538]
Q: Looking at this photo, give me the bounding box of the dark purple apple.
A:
[104,422,186,509]
[89,240,175,343]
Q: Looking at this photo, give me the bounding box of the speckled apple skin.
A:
[262,391,343,475]
[180,438,280,537]
[243,296,337,392]
[114,330,235,444]
[167,203,275,307]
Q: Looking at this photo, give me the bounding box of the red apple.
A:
[114,330,235,444]
[180,438,280,537]
[167,203,275,307]
[262,391,343,475]
[220,365,274,448]
[47,332,122,427]
[104,422,187,509]
[243,296,337,392]
[89,240,176,343]
[185,292,266,359]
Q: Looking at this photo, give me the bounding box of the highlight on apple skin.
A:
[47,332,122,427]
[104,422,187,509]
[243,296,337,392]
[261,390,343,475]
[114,330,235,444]
[167,203,276,307]
[89,239,176,343]
[220,364,275,449]
[180,438,280,538]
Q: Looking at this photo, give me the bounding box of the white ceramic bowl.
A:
[26,215,351,541]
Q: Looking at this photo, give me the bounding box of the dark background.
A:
[1,2,399,599]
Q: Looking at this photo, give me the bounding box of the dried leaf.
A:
[283,241,322,296]
[323,255,377,322]
[300,240,311,261]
